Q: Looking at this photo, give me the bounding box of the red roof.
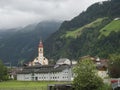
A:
[111,79,120,83]
[39,41,43,48]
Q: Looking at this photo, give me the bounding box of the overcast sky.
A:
[0,0,106,29]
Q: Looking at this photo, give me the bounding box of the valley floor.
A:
[0,80,69,90]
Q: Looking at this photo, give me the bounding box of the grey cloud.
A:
[0,0,105,29]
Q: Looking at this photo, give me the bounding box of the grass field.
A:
[0,80,69,90]
[99,19,120,38]
[62,18,105,39]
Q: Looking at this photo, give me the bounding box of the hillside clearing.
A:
[99,19,120,38]
[62,18,106,39]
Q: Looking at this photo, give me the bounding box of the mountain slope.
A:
[59,0,120,31]
[99,19,120,38]
[62,18,107,39]
[44,0,120,60]
[0,21,61,65]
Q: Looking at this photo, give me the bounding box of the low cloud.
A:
[0,0,105,29]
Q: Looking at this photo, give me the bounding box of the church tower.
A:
[29,40,48,66]
[38,40,43,57]
[38,40,44,64]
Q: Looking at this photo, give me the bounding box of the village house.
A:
[17,64,73,81]
[56,58,77,65]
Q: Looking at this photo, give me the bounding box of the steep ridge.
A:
[44,0,120,60]
[0,21,61,65]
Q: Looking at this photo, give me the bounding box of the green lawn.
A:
[0,80,69,90]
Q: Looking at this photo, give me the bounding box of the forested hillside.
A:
[0,21,61,65]
[44,0,120,60]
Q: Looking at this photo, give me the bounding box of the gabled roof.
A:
[17,64,71,74]
[56,58,70,64]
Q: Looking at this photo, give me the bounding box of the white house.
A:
[56,58,71,65]
[114,17,120,20]
[56,58,77,65]
[17,64,73,81]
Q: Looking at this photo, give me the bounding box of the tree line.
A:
[0,60,8,81]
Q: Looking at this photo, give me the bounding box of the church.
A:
[17,40,74,81]
[28,40,48,66]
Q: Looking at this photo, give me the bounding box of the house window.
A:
[32,73,34,76]
[25,77,29,79]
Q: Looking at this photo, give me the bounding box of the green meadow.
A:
[62,18,105,39]
[99,19,120,38]
[0,80,69,90]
